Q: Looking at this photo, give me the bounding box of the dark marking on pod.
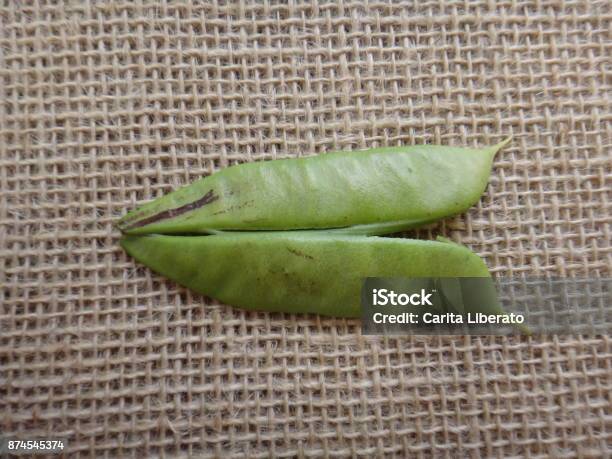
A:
[211,199,255,216]
[286,247,315,260]
[122,189,219,231]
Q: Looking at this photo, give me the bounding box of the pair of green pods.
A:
[119,139,510,318]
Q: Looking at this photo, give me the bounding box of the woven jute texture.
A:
[1,1,610,457]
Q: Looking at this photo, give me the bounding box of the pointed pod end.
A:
[114,216,129,234]
[120,234,154,259]
[115,208,144,234]
[119,235,137,255]
[491,135,512,154]
[435,235,455,244]
[517,322,533,336]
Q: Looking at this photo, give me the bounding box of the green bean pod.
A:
[117,139,510,236]
[120,233,501,318]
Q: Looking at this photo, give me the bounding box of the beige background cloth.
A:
[1,1,610,457]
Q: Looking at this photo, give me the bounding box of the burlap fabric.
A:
[1,1,610,457]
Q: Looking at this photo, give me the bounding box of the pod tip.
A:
[518,323,533,336]
[494,135,513,151]
[119,235,133,252]
[114,219,126,234]
[120,234,156,258]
